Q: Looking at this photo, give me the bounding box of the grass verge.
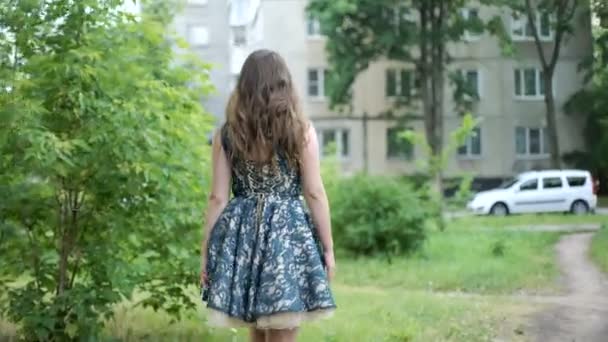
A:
[101,285,532,342]
[590,225,608,274]
[598,196,608,208]
[450,214,605,230]
[336,229,561,295]
[3,215,574,341]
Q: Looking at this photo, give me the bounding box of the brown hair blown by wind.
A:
[224,49,308,168]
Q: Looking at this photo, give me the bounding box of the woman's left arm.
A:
[200,131,232,285]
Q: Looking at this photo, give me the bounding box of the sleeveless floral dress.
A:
[203,127,336,329]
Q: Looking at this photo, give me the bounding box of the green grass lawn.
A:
[450,213,605,229]
[337,229,561,294]
[0,286,533,342]
[4,214,592,341]
[598,196,608,208]
[99,218,568,340]
[590,225,608,274]
[103,285,531,342]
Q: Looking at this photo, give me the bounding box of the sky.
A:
[119,0,141,15]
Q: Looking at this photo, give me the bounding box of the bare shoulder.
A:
[212,125,228,151]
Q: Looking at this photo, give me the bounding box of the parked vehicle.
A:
[467,170,599,216]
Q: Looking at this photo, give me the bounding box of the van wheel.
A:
[490,203,509,216]
[570,200,589,215]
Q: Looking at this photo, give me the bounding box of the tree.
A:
[508,0,585,168]
[307,0,506,227]
[564,1,608,193]
[595,0,608,28]
[0,0,213,339]
[402,113,479,230]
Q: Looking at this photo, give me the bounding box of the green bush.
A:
[328,175,430,260]
[0,1,213,340]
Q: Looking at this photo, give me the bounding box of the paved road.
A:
[596,207,608,215]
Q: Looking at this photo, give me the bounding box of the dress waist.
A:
[234,192,301,200]
[232,192,303,228]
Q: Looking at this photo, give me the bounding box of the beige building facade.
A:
[267,1,592,178]
[189,0,593,179]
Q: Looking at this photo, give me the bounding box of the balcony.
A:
[229,0,263,76]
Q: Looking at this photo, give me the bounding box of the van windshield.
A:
[499,178,519,189]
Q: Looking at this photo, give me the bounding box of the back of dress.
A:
[204,126,336,329]
[224,131,302,201]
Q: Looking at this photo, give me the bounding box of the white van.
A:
[467,170,598,216]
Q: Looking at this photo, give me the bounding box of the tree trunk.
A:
[362,111,369,174]
[57,190,69,296]
[419,2,444,168]
[418,0,447,230]
[431,0,447,231]
[544,70,562,168]
[523,0,573,169]
[419,2,433,159]
[54,189,70,340]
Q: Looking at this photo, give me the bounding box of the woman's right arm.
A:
[200,131,232,285]
[300,124,335,280]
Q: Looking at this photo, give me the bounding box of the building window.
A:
[232,26,247,46]
[460,69,480,99]
[386,127,414,160]
[458,127,482,157]
[515,127,550,156]
[188,25,209,46]
[386,69,415,98]
[461,8,481,41]
[308,68,328,99]
[514,68,544,98]
[318,128,350,158]
[384,5,415,29]
[341,130,349,156]
[511,12,553,41]
[307,16,322,37]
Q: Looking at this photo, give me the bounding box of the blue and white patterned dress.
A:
[203,127,336,329]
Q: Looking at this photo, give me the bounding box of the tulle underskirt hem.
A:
[206,307,335,329]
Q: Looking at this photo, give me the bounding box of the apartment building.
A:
[173,0,232,123]
[183,0,593,179]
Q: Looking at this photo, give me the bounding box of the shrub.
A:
[0,2,213,340]
[328,175,430,260]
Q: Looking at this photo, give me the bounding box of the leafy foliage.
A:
[307,0,505,109]
[328,175,430,261]
[401,114,479,229]
[596,0,608,29]
[0,0,213,339]
[564,19,608,192]
[506,0,586,168]
[307,0,509,218]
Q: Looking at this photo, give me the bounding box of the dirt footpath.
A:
[527,232,608,342]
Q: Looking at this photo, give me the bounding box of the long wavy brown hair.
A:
[224,50,307,167]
